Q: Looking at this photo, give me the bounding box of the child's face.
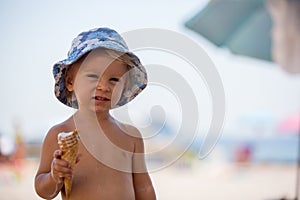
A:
[66,49,129,113]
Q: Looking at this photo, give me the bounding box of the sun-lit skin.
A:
[34,49,156,200]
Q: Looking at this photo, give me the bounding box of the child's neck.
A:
[73,110,115,136]
[77,108,110,119]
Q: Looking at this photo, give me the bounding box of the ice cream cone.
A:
[58,130,79,200]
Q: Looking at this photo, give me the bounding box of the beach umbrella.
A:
[185,0,272,61]
[185,0,300,74]
[184,0,300,199]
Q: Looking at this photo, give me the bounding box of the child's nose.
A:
[96,79,110,91]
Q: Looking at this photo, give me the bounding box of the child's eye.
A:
[87,74,99,79]
[110,77,120,82]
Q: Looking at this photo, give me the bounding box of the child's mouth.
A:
[94,96,110,101]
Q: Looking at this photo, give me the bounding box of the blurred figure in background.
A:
[0,122,26,184]
[12,128,26,164]
[234,144,252,164]
[0,125,26,164]
[0,134,14,163]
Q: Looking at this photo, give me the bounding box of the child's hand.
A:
[51,150,73,184]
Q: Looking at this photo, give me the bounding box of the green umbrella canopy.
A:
[185,0,272,61]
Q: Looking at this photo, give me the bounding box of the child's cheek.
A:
[111,83,125,107]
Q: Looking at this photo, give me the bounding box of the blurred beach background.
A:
[0,0,300,199]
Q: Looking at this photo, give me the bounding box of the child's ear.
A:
[65,75,74,92]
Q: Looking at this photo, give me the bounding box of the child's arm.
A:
[35,126,73,199]
[132,128,156,200]
[133,172,156,200]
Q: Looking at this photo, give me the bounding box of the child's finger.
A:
[53,157,71,169]
[53,161,72,174]
[53,150,62,159]
[52,159,73,179]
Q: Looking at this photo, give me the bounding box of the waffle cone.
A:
[58,130,79,200]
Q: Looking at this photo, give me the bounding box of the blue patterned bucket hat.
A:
[53,27,147,108]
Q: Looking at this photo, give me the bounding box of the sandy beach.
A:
[0,158,297,200]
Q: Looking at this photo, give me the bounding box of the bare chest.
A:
[66,142,135,199]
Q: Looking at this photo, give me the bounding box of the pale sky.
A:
[1,0,300,142]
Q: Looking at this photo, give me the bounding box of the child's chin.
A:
[93,105,109,112]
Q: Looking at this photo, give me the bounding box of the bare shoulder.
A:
[114,120,145,154]
[44,116,75,142]
[114,120,142,138]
